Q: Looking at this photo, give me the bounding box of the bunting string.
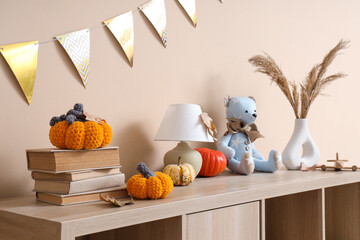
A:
[0,0,224,104]
[0,0,207,48]
[1,2,144,49]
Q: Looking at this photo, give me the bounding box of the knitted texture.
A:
[50,116,62,126]
[126,174,142,196]
[146,177,163,199]
[49,103,113,150]
[73,103,84,112]
[99,121,112,147]
[155,172,174,198]
[127,174,148,199]
[127,163,174,200]
[136,162,156,178]
[49,120,112,150]
[66,114,77,125]
[65,121,85,150]
[83,121,104,150]
[49,121,69,148]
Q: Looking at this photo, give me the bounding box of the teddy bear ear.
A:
[224,95,231,107]
[248,96,256,102]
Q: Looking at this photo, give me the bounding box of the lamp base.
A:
[163,141,202,176]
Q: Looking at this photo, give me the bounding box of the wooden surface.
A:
[266,189,322,240]
[186,201,259,240]
[321,188,325,240]
[260,199,265,240]
[325,182,360,240]
[0,170,360,239]
[0,210,61,240]
[85,216,182,240]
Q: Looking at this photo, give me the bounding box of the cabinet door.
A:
[186,201,259,240]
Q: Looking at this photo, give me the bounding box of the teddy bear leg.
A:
[253,150,282,173]
[228,152,254,175]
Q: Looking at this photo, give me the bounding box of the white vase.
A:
[282,119,320,170]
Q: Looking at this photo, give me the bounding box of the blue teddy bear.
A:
[217,96,282,175]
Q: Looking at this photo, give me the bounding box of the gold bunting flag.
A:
[56,29,90,88]
[177,0,197,27]
[139,0,168,48]
[104,11,134,67]
[0,41,39,104]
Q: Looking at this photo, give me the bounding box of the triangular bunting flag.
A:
[104,11,134,67]
[0,41,39,104]
[139,0,168,48]
[56,29,90,88]
[177,0,197,27]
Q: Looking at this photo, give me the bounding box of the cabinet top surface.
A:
[1,170,359,224]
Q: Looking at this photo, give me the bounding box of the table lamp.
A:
[155,104,215,176]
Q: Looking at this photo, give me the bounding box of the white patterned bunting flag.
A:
[0,41,39,104]
[104,11,134,67]
[139,0,168,48]
[177,0,197,27]
[56,29,90,88]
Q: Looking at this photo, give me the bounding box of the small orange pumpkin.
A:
[195,148,227,177]
[127,162,173,200]
[49,103,112,150]
[49,120,112,150]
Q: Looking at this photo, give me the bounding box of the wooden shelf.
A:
[266,189,323,240]
[0,170,359,240]
[325,183,360,240]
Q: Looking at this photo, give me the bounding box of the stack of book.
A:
[26,147,127,206]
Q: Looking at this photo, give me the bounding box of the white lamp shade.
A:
[155,104,214,142]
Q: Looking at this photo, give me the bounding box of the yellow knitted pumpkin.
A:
[163,157,196,186]
[49,120,112,150]
[127,162,173,200]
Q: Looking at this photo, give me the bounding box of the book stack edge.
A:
[26,147,128,205]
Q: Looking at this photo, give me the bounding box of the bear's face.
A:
[225,97,257,125]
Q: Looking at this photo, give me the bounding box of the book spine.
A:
[68,173,125,194]
[27,148,120,172]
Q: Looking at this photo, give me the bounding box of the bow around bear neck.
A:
[224,118,264,142]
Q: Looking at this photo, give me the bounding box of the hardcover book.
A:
[26,147,120,173]
[31,167,121,181]
[34,173,125,194]
[36,186,128,206]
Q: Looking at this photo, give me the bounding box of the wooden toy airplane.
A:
[317,153,358,171]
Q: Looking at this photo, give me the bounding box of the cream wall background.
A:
[1,0,359,198]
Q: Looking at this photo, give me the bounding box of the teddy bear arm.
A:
[218,134,235,160]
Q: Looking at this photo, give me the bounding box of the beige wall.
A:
[1,0,359,198]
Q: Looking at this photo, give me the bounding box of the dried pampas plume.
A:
[249,40,349,119]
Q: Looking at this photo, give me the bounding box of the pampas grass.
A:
[248,40,349,119]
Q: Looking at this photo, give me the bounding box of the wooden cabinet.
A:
[86,216,183,240]
[186,202,259,240]
[1,171,360,240]
[86,202,260,240]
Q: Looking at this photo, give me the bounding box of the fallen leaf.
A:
[100,194,134,207]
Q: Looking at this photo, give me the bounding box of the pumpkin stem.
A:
[177,156,182,166]
[136,162,156,179]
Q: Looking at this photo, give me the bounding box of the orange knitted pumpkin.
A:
[49,120,112,150]
[49,103,112,150]
[127,163,173,200]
